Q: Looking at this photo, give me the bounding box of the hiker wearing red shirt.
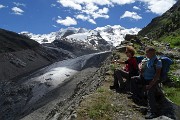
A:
[110,46,139,92]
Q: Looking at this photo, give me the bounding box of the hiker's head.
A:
[125,46,135,57]
[145,46,156,58]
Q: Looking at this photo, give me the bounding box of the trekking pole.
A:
[129,73,132,93]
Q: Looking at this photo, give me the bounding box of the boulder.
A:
[115,46,126,52]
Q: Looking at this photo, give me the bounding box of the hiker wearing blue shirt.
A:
[130,46,162,119]
[140,47,162,119]
[143,56,162,81]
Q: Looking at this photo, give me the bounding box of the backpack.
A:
[129,56,146,76]
[130,56,145,72]
[153,56,173,83]
[135,56,145,64]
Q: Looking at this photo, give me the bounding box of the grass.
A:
[168,59,180,86]
[76,87,123,120]
[164,65,180,105]
[163,86,180,105]
[158,29,180,48]
[161,35,180,48]
[76,79,142,120]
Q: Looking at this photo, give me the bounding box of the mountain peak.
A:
[20,25,141,47]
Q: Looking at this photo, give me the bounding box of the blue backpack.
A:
[135,56,173,82]
[135,56,145,64]
[154,56,173,82]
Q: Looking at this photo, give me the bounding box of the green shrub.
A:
[163,87,180,105]
[160,35,180,48]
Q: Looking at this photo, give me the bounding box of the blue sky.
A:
[0,0,177,34]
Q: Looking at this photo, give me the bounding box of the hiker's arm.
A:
[118,61,125,64]
[146,67,161,90]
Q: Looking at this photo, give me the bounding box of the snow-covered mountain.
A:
[20,27,79,44]
[20,25,141,47]
[95,25,141,46]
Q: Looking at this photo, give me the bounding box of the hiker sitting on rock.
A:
[110,46,139,92]
[131,46,162,119]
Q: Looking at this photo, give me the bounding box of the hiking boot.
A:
[145,112,157,119]
[128,95,139,100]
[116,87,125,93]
[109,85,119,90]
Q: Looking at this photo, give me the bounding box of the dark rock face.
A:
[124,34,137,41]
[53,40,74,51]
[115,46,126,52]
[97,38,108,45]
[0,29,72,81]
[77,28,87,33]
[52,38,100,57]
[0,28,39,53]
[62,30,76,38]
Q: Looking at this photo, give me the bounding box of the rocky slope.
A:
[0,51,111,120]
[0,28,113,120]
[0,29,72,81]
[0,27,110,81]
[138,0,180,44]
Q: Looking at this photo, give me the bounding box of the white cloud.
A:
[51,4,57,7]
[88,19,96,24]
[73,0,112,6]
[56,0,110,21]
[111,0,135,5]
[86,0,112,6]
[94,7,109,19]
[133,6,141,10]
[85,3,99,12]
[11,7,24,15]
[140,0,176,15]
[52,25,58,28]
[55,0,176,26]
[57,0,82,10]
[56,0,177,16]
[76,14,89,21]
[0,4,5,9]
[92,13,109,19]
[75,14,96,24]
[56,16,77,26]
[120,11,142,20]
[98,7,109,14]
[82,4,109,19]
[13,2,26,7]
